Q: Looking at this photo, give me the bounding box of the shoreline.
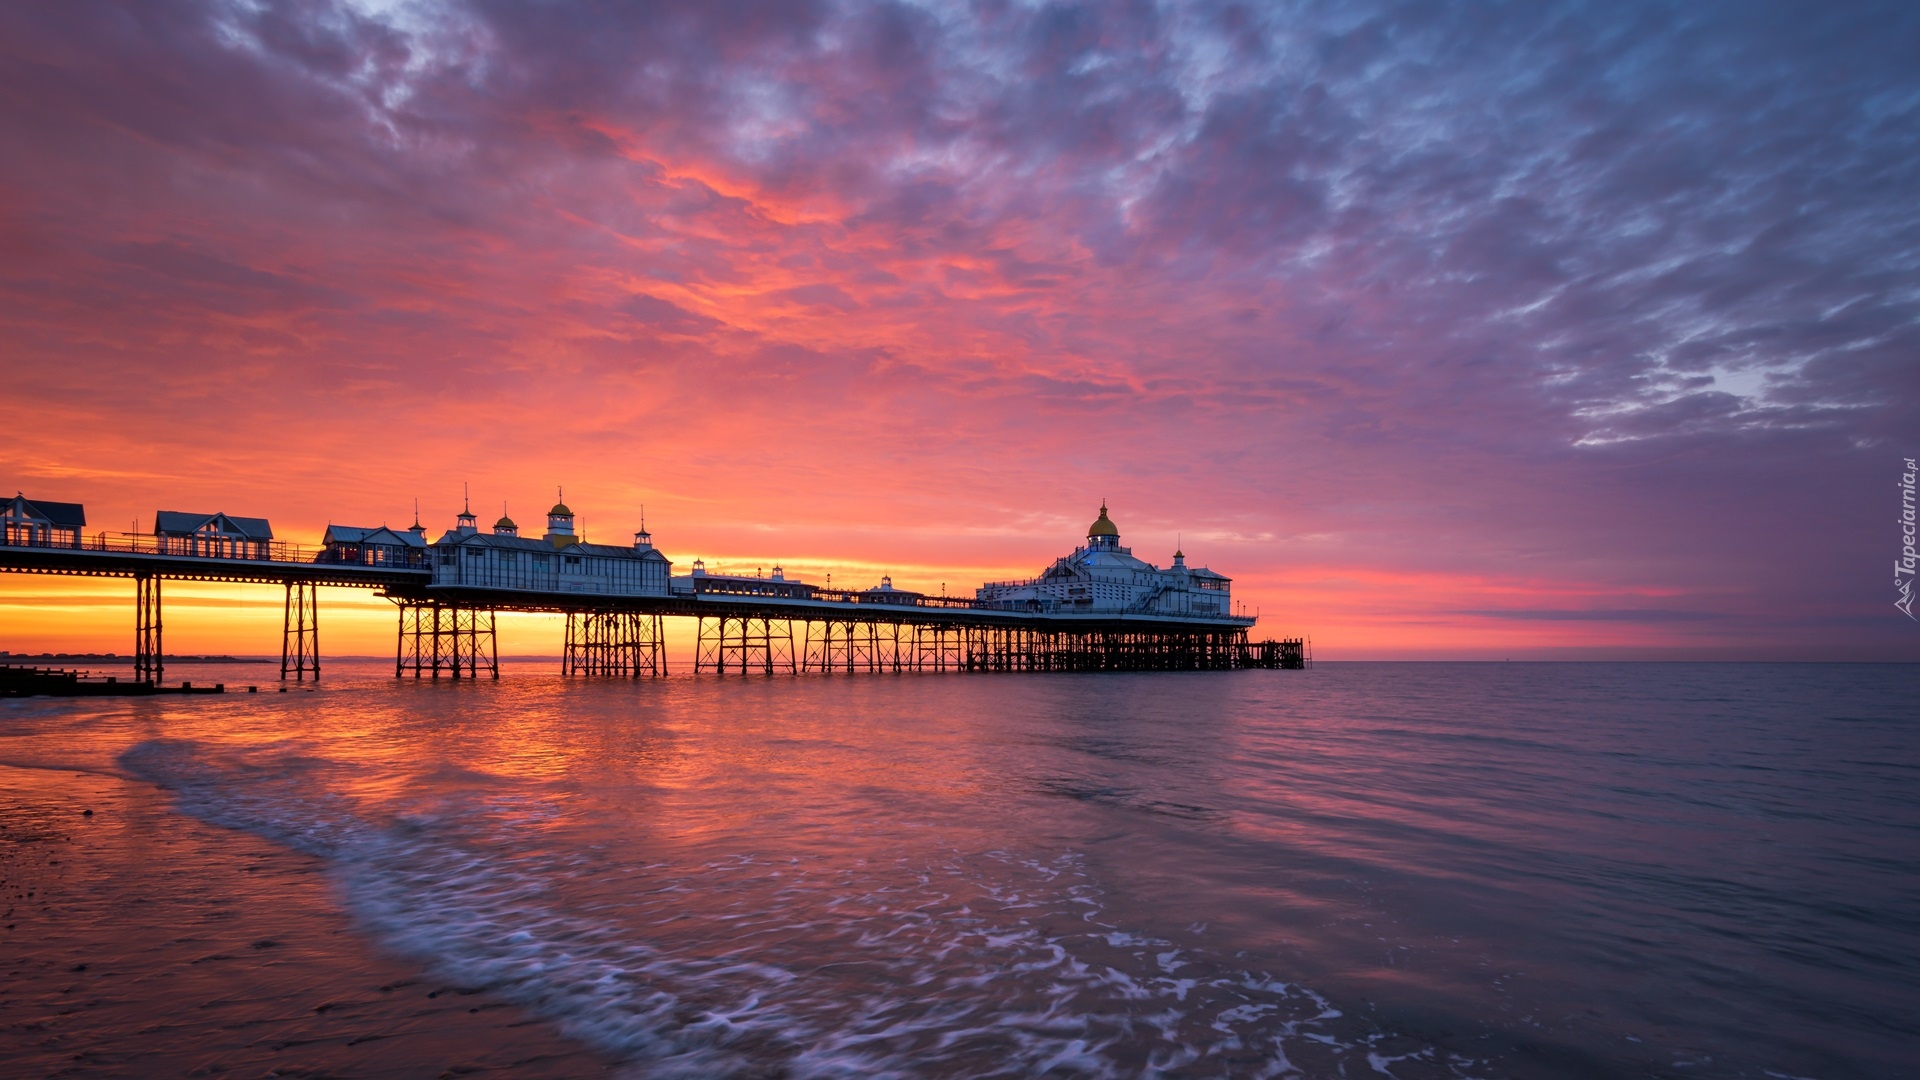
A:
[0,656,274,665]
[0,763,613,1077]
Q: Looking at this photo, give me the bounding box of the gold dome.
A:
[494,515,517,530]
[548,502,572,517]
[1087,502,1119,538]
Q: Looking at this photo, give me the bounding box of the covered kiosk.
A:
[154,511,274,559]
[3,493,85,547]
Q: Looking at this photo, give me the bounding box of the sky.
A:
[2,0,1916,660]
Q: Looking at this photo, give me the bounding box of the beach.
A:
[0,763,609,1078]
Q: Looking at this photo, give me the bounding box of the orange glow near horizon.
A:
[0,541,1787,662]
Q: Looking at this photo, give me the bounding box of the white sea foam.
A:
[121,738,1488,1078]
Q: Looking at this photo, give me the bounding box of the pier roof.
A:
[323,525,426,548]
[154,511,272,539]
[437,530,667,561]
[7,495,84,527]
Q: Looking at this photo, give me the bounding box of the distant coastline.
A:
[0,651,273,665]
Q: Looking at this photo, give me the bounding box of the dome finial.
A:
[1087,501,1119,539]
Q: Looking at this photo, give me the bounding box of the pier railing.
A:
[796,587,981,610]
[0,529,323,563]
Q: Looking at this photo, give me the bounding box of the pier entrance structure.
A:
[1,495,1307,682]
[0,496,429,687]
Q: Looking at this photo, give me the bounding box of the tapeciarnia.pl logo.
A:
[1899,457,1917,620]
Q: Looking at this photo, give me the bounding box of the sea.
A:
[1,660,1914,1078]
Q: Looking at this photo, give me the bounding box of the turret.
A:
[545,488,576,547]
[455,487,478,536]
[1087,501,1121,551]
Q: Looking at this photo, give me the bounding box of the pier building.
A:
[319,523,428,567]
[154,511,274,560]
[428,498,672,596]
[672,562,816,599]
[974,503,1234,617]
[859,576,923,606]
[4,493,84,548]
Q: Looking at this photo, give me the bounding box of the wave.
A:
[120,738,1484,1078]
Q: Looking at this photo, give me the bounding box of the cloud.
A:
[0,0,1915,657]
[1452,609,1729,624]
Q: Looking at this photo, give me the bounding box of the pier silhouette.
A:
[1,495,1307,683]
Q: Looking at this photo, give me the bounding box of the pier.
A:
[0,494,1308,684]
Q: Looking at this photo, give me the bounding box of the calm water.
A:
[2,661,1915,1078]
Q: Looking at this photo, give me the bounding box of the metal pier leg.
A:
[630,613,665,677]
[135,573,162,686]
[448,605,463,680]
[774,619,796,674]
[453,606,493,679]
[281,581,320,681]
[564,611,657,678]
[392,602,497,681]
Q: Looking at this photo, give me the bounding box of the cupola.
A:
[456,488,478,536]
[1087,501,1120,549]
[544,487,576,545]
[493,510,518,537]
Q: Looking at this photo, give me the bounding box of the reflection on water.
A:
[3,661,1915,1078]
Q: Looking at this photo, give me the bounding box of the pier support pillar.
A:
[696,615,794,675]
[912,624,962,671]
[281,581,319,681]
[394,601,497,680]
[801,619,902,673]
[134,573,162,685]
[563,611,666,677]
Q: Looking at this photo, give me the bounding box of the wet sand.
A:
[0,765,612,1078]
